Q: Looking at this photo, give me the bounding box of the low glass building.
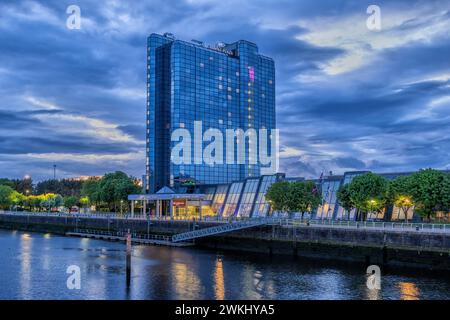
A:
[130,170,448,222]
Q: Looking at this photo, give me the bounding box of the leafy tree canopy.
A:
[337,183,354,212]
[408,169,448,220]
[265,181,290,213]
[63,196,79,209]
[347,173,388,214]
[287,181,321,219]
[0,185,15,209]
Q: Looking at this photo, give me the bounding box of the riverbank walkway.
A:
[1,211,449,235]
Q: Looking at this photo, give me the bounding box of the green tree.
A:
[96,172,141,212]
[442,173,450,215]
[337,183,354,220]
[28,195,43,211]
[79,196,89,213]
[12,177,33,195]
[408,169,448,221]
[10,191,26,210]
[63,196,79,209]
[36,193,62,212]
[0,185,15,210]
[54,194,63,208]
[347,173,388,221]
[388,175,414,222]
[81,177,101,206]
[288,181,321,220]
[36,179,83,197]
[0,178,15,188]
[265,181,290,214]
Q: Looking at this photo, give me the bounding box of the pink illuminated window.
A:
[248,66,255,82]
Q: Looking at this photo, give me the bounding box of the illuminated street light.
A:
[368,199,378,208]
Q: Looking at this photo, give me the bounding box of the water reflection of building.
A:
[398,282,420,300]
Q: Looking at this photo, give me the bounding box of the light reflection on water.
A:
[0,229,449,300]
[214,258,225,300]
[398,282,420,300]
[19,233,32,299]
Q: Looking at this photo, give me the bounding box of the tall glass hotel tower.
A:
[146,33,275,193]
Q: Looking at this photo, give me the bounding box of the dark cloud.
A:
[0,136,141,155]
[117,124,145,140]
[0,0,449,180]
[0,110,40,129]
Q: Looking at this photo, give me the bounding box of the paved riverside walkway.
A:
[1,211,449,234]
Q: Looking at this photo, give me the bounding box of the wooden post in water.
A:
[126,229,132,288]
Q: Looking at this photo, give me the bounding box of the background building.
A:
[146,33,275,193]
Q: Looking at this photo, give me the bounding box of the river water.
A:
[0,229,448,300]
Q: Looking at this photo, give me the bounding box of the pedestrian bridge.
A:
[65,218,275,246]
[66,229,194,247]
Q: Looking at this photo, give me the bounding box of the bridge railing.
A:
[171,218,273,242]
[71,228,172,242]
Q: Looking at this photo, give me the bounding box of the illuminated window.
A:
[222,182,244,217]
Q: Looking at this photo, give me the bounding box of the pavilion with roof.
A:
[128,186,206,219]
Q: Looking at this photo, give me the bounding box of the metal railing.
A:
[71,228,172,242]
[0,210,265,223]
[1,211,449,233]
[274,219,450,233]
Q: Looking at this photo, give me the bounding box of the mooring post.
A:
[126,229,132,288]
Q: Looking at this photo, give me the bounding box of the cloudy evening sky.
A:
[0,0,449,181]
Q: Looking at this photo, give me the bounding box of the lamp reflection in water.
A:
[214,256,225,300]
[20,233,32,298]
[398,282,420,300]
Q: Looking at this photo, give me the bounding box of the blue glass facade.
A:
[146,33,275,193]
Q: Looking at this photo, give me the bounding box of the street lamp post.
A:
[368,199,377,220]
